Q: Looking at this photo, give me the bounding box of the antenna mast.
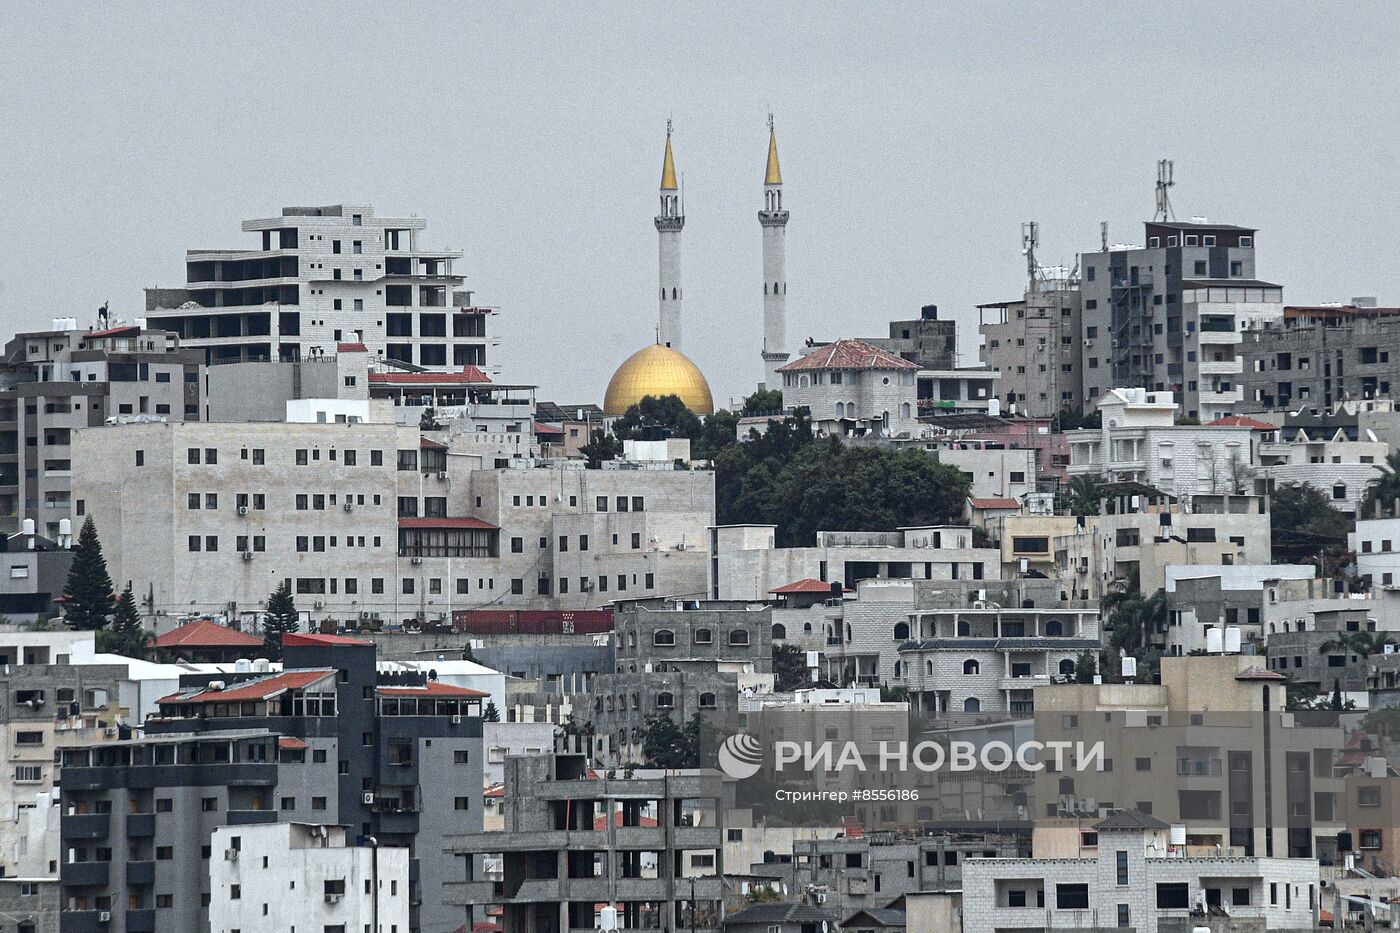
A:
[1021,221,1040,288]
[1154,159,1175,222]
[1100,221,1108,252]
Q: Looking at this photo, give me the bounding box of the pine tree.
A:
[483,701,501,722]
[263,581,299,655]
[63,517,114,630]
[100,583,149,658]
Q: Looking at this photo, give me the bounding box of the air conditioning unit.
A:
[344,502,354,512]
[237,506,248,516]
[242,552,254,561]
[325,893,341,905]
[97,912,111,924]
[451,715,462,725]
[224,848,239,861]
[437,471,448,481]
[313,600,325,609]
[362,792,375,805]
[410,557,423,565]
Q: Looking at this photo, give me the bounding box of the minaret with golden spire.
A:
[656,120,685,350]
[759,113,790,389]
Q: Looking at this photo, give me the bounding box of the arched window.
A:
[799,375,810,388]
[653,629,675,647]
[656,692,674,709]
[764,282,768,295]
[963,697,981,713]
[594,697,603,713]
[1059,659,1075,675]
[845,624,852,643]
[772,623,787,640]
[699,692,717,709]
[729,630,751,647]
[894,622,910,641]
[627,632,637,649]
[893,661,902,678]
[630,692,640,710]
[900,402,911,419]
[803,622,812,633]
[926,660,934,676]
[693,628,713,645]
[1046,621,1063,637]
[671,287,678,300]
[963,659,980,675]
[606,696,615,712]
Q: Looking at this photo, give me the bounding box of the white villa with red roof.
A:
[777,339,922,438]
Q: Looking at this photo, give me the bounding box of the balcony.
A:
[62,860,110,887]
[126,813,156,837]
[126,909,157,933]
[1199,359,1244,376]
[227,809,279,826]
[1000,674,1053,692]
[59,912,107,933]
[62,813,110,840]
[126,860,155,886]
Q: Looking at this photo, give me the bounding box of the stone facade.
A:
[979,278,1083,419]
[1238,306,1400,411]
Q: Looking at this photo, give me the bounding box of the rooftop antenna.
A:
[1021,221,1040,288]
[1154,159,1175,222]
[1100,222,1108,252]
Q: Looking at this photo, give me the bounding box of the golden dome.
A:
[603,344,714,416]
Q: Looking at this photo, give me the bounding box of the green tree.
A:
[1074,650,1097,684]
[612,395,703,443]
[262,581,299,655]
[98,583,150,658]
[419,407,442,431]
[63,517,114,630]
[1065,474,1104,517]
[742,388,783,416]
[1271,484,1353,540]
[694,409,740,461]
[641,712,701,768]
[773,644,809,692]
[1102,569,1167,662]
[483,701,501,722]
[1361,450,1400,518]
[580,428,622,468]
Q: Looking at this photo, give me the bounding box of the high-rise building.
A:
[1080,221,1282,421]
[144,204,500,373]
[58,633,485,933]
[759,115,790,390]
[1237,303,1400,411]
[0,322,202,537]
[979,273,1083,419]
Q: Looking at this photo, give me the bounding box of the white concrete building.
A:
[145,203,501,372]
[1067,388,1257,504]
[962,810,1321,933]
[932,446,1037,501]
[1256,427,1386,514]
[1163,563,1316,654]
[778,339,921,438]
[1352,517,1400,588]
[209,822,409,933]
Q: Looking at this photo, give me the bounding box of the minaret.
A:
[656,120,685,350]
[759,114,790,390]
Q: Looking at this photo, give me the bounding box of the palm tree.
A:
[1347,631,1396,659]
[1067,474,1104,517]
[1362,451,1400,518]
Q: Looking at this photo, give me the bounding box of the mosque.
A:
[602,118,790,416]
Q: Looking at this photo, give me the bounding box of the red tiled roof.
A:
[155,620,264,649]
[157,669,335,705]
[840,816,864,838]
[420,436,448,450]
[483,783,505,799]
[777,339,918,373]
[277,736,308,750]
[283,632,374,647]
[398,517,498,531]
[376,681,489,698]
[969,497,1021,510]
[83,326,141,339]
[1235,666,1286,682]
[534,423,564,435]
[770,578,843,595]
[1207,416,1275,430]
[337,342,368,352]
[472,923,503,933]
[369,366,491,385]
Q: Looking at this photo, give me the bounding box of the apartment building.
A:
[1264,594,1386,697]
[1239,303,1400,411]
[57,633,485,933]
[71,418,714,626]
[592,598,772,764]
[1162,564,1317,655]
[445,744,726,933]
[1350,517,1400,588]
[897,607,1101,717]
[931,446,1037,502]
[778,340,920,438]
[962,809,1321,933]
[0,323,202,536]
[1066,389,1258,503]
[0,527,75,622]
[861,306,959,370]
[208,822,410,933]
[1080,221,1282,422]
[1031,655,1346,864]
[710,525,998,601]
[1255,426,1386,514]
[144,204,500,372]
[978,272,1084,419]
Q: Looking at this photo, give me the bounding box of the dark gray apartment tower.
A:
[1080,222,1279,421]
[57,633,485,933]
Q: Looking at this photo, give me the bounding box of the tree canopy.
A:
[63,517,114,630]
[1270,483,1354,541]
[641,712,701,768]
[612,395,703,444]
[263,580,300,655]
[773,644,810,692]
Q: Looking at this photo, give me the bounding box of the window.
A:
[653,629,675,647]
[1115,850,1128,885]
[454,797,471,810]
[1157,883,1190,909]
[694,628,713,645]
[729,630,750,646]
[1056,884,1089,910]
[962,659,980,675]
[311,797,327,811]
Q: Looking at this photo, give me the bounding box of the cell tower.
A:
[1021,221,1040,287]
[1154,159,1175,222]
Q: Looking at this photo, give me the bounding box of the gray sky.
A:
[4,3,1399,406]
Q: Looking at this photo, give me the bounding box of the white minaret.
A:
[656,121,684,350]
[759,114,789,389]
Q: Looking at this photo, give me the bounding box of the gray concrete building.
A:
[0,530,74,622]
[144,204,501,373]
[445,744,726,933]
[978,273,1083,419]
[1238,304,1400,411]
[1080,221,1282,421]
[863,305,959,370]
[0,323,202,537]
